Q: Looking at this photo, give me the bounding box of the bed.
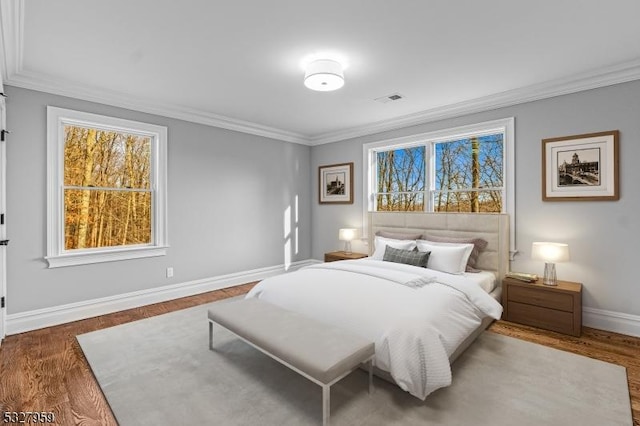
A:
[246,212,509,400]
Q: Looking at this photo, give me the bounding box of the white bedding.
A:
[462,270,497,293]
[245,259,503,400]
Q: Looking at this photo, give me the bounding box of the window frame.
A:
[46,107,168,268]
[363,117,516,256]
[374,145,427,212]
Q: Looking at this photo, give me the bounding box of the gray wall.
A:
[5,86,311,314]
[311,80,640,317]
[6,80,639,319]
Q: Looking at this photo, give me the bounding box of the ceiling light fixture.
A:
[304,59,344,92]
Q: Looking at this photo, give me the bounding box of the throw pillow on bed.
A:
[422,235,488,272]
[371,236,417,260]
[416,240,474,274]
[383,245,430,267]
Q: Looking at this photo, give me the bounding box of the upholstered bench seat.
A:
[208,298,375,425]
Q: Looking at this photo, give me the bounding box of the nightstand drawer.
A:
[507,301,575,335]
[508,285,574,312]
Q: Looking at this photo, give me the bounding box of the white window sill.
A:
[46,246,168,268]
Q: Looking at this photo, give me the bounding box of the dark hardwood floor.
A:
[1,283,638,425]
[0,283,256,425]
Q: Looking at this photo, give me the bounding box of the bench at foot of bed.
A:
[208,297,375,426]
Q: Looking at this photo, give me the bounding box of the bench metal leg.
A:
[208,321,214,350]
[322,384,330,426]
[368,358,374,394]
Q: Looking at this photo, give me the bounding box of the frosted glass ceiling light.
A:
[304,59,344,91]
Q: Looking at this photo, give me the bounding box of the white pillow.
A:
[372,236,417,260]
[416,240,474,274]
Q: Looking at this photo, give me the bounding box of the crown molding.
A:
[0,1,310,145]
[307,58,640,145]
[6,71,311,145]
[0,0,23,82]
[2,0,639,146]
[8,59,640,146]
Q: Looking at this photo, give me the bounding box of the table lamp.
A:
[531,242,570,286]
[338,228,357,254]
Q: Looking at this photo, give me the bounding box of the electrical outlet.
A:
[166,267,174,278]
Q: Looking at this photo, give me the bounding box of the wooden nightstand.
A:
[324,251,368,262]
[502,277,582,337]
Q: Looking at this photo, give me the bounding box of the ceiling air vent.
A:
[375,93,404,104]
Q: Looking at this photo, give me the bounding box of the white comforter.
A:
[245,259,503,400]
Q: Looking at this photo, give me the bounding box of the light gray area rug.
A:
[77,301,632,426]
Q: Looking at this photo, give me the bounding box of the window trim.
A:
[46,107,168,268]
[363,117,516,257]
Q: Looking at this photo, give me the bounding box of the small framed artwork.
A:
[319,162,353,204]
[542,130,619,201]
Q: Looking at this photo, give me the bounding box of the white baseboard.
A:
[6,259,321,335]
[583,307,640,338]
[10,262,638,339]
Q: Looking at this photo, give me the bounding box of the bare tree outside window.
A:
[374,134,503,213]
[64,126,152,250]
[376,146,425,211]
[434,134,503,212]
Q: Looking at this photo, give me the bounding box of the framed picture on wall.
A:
[319,162,353,204]
[542,130,619,201]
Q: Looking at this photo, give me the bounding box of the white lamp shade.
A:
[304,59,344,91]
[531,242,570,263]
[338,228,357,241]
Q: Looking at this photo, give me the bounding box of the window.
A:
[47,107,168,267]
[432,134,503,212]
[364,118,515,254]
[376,146,426,211]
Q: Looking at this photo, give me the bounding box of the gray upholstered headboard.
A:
[368,212,510,281]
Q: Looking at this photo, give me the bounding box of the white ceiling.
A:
[1,0,639,145]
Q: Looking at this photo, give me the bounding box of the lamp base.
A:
[542,262,557,286]
[343,241,352,254]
